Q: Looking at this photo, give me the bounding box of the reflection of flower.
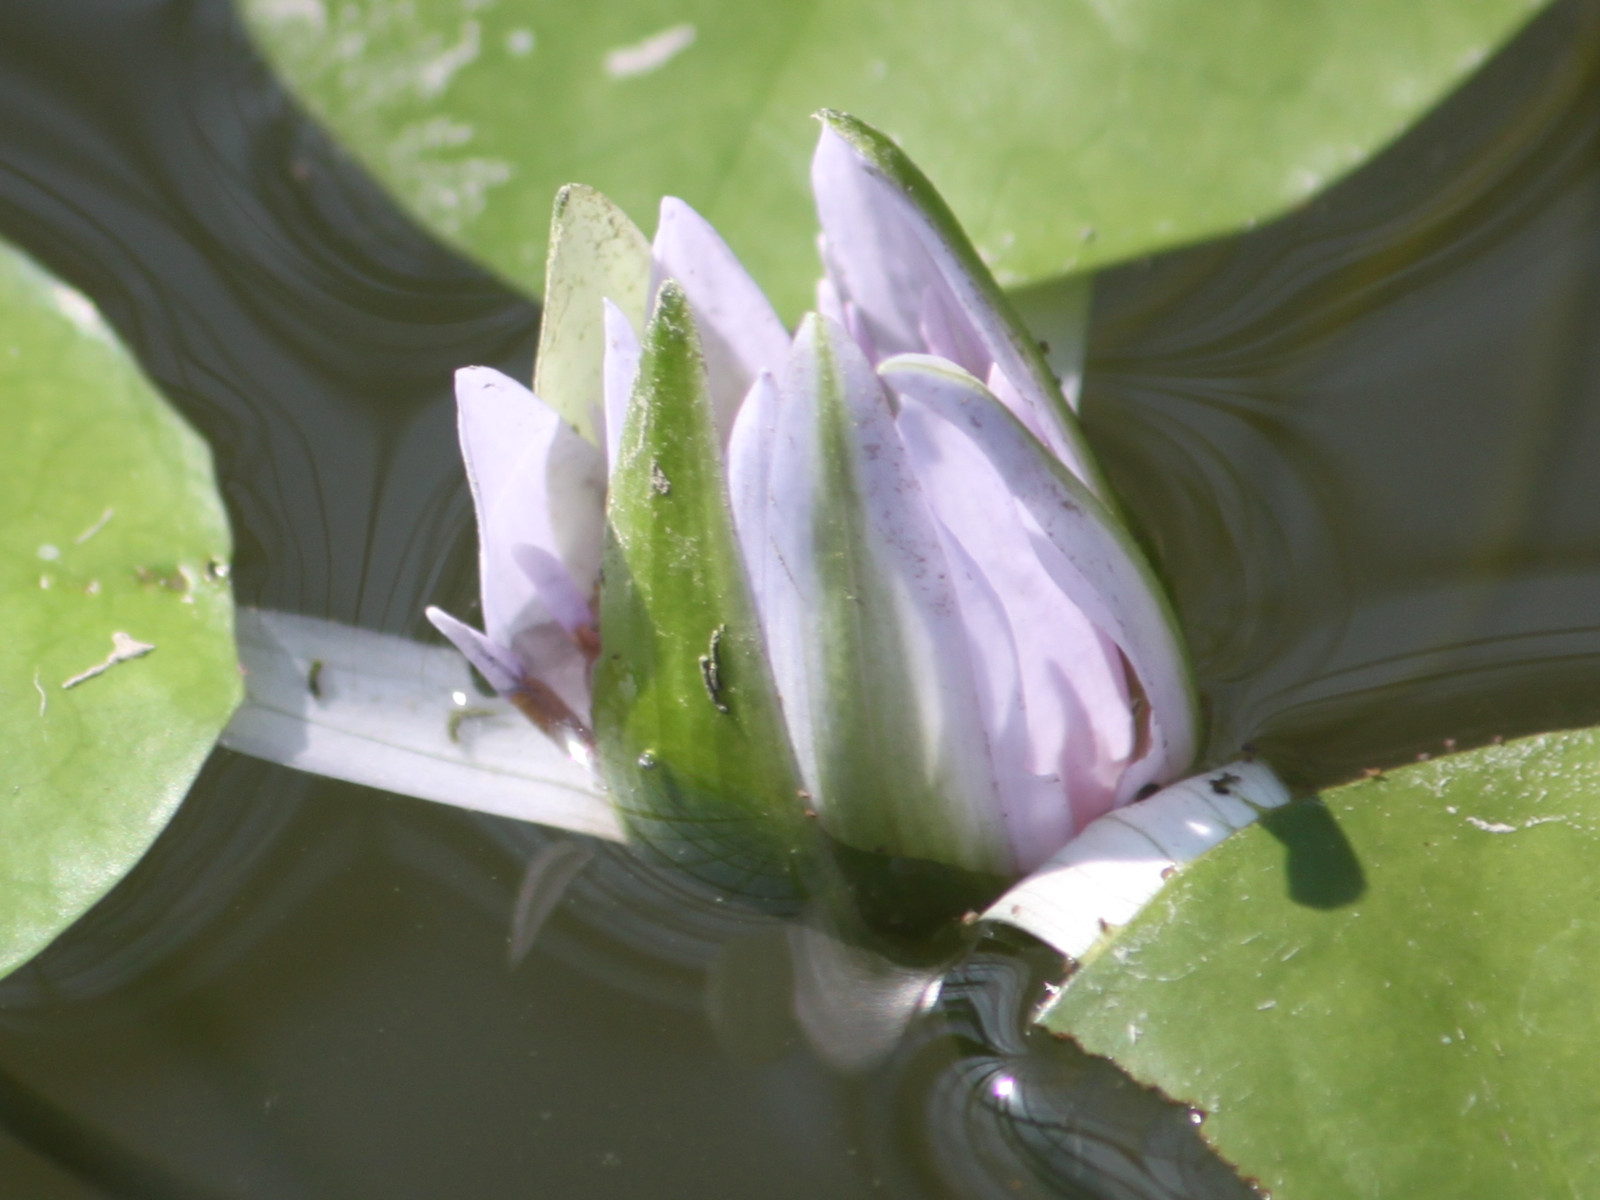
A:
[428,110,1197,879]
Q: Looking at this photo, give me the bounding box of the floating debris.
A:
[73,506,114,544]
[62,631,156,689]
[604,23,695,79]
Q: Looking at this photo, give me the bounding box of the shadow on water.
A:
[1084,0,1600,790]
[0,0,1598,1195]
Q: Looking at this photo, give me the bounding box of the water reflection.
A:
[1082,0,1600,786]
[0,0,1597,1194]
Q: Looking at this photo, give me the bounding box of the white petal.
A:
[881,354,1198,802]
[651,197,789,443]
[983,762,1290,961]
[601,298,640,473]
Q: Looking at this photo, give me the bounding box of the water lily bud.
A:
[426,110,1199,904]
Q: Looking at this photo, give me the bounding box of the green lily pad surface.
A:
[243,0,1545,314]
[1043,731,1600,1197]
[0,244,238,979]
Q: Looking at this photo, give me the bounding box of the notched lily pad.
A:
[1042,730,1600,1198]
[0,244,239,979]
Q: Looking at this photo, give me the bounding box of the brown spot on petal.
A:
[510,678,596,762]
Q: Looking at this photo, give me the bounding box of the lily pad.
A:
[242,0,1546,315]
[1042,731,1600,1197]
[0,243,238,979]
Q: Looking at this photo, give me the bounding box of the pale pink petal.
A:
[505,620,594,722]
[455,366,605,628]
[601,298,639,473]
[811,130,937,360]
[898,396,1131,867]
[425,606,523,695]
[881,354,1197,819]
[726,370,782,619]
[812,126,1103,494]
[651,197,790,442]
[511,545,594,636]
[917,285,986,380]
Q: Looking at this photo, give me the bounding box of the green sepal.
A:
[531,184,651,444]
[593,280,806,906]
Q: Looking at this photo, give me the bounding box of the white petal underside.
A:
[226,608,620,841]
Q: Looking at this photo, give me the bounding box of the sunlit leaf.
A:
[243,0,1546,315]
[1042,730,1600,1197]
[0,244,239,978]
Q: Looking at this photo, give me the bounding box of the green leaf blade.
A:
[0,245,239,978]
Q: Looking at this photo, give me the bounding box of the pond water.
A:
[0,1,1598,1196]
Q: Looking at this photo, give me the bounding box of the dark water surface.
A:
[0,0,1598,1195]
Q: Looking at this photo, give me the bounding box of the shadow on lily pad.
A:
[1258,797,1366,910]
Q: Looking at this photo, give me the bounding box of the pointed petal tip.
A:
[811,110,898,174]
[550,182,579,216]
[550,180,623,218]
[454,363,526,397]
[425,606,523,695]
[812,107,858,134]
